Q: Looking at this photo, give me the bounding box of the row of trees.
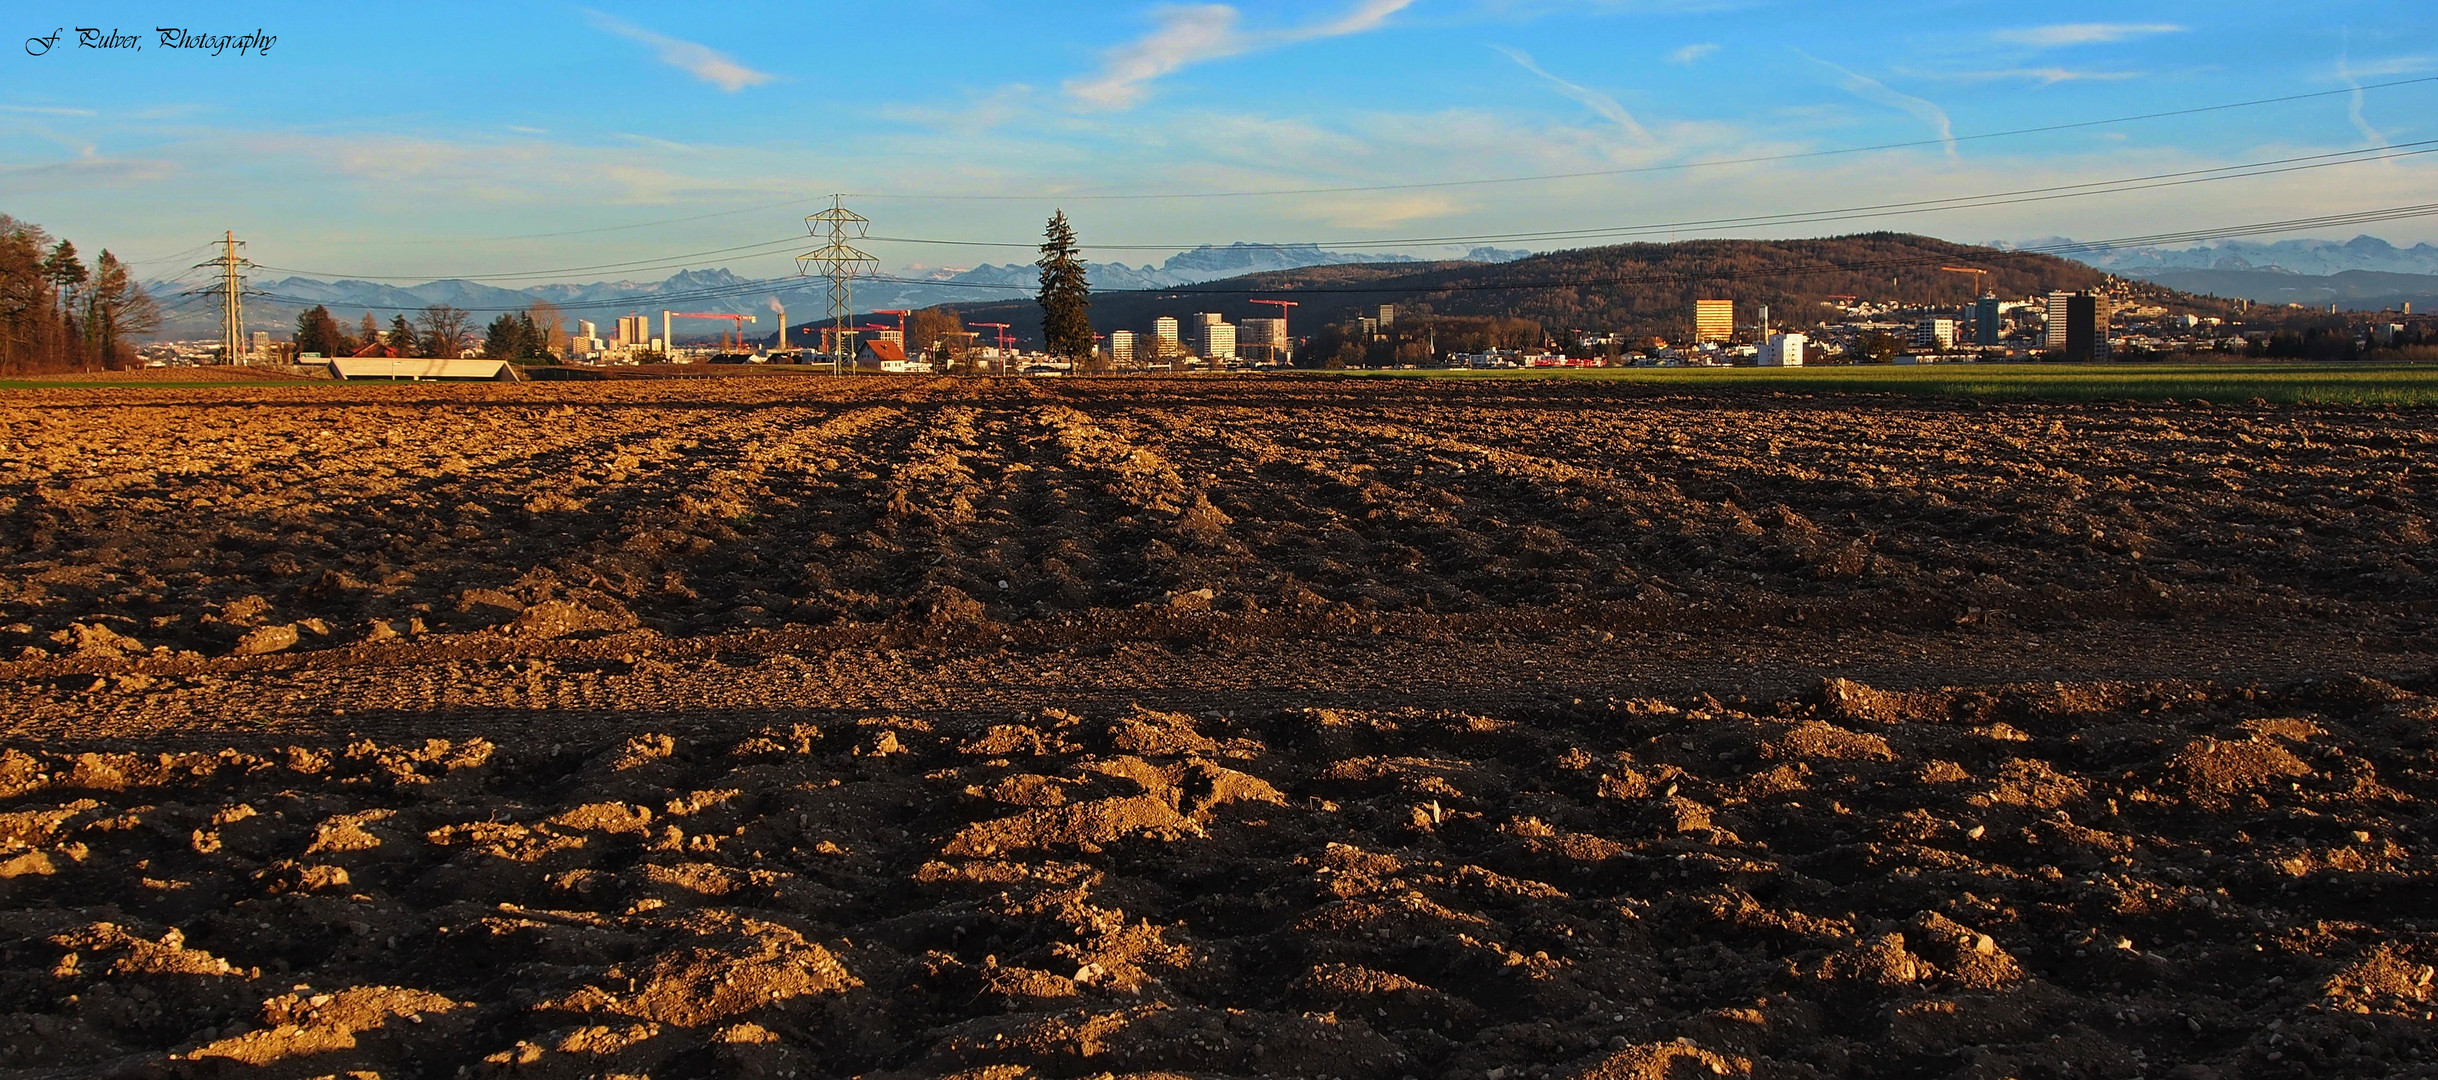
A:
[1300,315,1544,369]
[295,301,570,361]
[0,216,160,374]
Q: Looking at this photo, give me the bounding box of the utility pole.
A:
[798,196,877,374]
[187,232,251,365]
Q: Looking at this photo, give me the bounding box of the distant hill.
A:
[935,232,2138,346]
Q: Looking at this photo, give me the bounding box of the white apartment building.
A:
[2044,292,2073,350]
[1199,321,1237,359]
[1758,332,1806,367]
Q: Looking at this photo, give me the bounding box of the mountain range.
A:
[149,242,1533,342]
[2022,234,2438,312]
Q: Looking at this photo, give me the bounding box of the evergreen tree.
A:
[515,312,546,359]
[482,313,522,359]
[79,251,157,369]
[294,305,346,358]
[386,314,417,357]
[1035,211,1092,363]
[40,240,85,329]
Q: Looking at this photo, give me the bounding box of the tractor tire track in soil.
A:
[0,376,2432,1079]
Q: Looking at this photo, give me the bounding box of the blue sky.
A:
[5,1,2435,284]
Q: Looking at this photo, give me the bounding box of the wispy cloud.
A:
[585,10,775,92]
[883,85,1040,134]
[2339,54,2437,78]
[1920,67,2142,86]
[1992,23,2184,47]
[0,104,97,117]
[1800,52,1955,160]
[1065,0,1416,111]
[1494,46,1655,145]
[2337,41,2387,148]
[1667,43,1718,65]
[0,157,178,191]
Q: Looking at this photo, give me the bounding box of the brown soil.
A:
[5,368,316,383]
[0,376,2433,1079]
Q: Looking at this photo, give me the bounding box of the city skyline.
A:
[5,0,2435,288]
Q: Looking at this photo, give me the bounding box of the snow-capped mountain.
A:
[147,243,1530,341]
[2015,234,2438,276]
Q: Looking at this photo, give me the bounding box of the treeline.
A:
[1379,233,2126,338]
[293,301,567,361]
[0,215,160,374]
[941,233,2173,347]
[1302,315,1544,368]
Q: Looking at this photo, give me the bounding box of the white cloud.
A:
[0,105,97,117]
[0,157,178,191]
[883,85,1040,134]
[2338,55,2436,77]
[1992,23,2184,47]
[1494,46,1656,146]
[585,11,775,92]
[1065,0,1417,111]
[1919,67,2142,86]
[1668,43,1718,64]
[2336,48,2388,148]
[1800,52,1955,161]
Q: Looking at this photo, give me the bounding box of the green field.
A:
[1357,362,2438,406]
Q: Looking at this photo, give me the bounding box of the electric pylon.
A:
[187,233,252,364]
[797,197,876,374]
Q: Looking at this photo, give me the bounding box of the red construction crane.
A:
[1251,299,1298,363]
[668,312,757,352]
[872,309,911,340]
[969,322,1014,351]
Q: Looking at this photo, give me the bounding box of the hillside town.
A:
[140,283,2434,380]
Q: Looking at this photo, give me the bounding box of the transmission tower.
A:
[186,232,255,365]
[797,196,877,374]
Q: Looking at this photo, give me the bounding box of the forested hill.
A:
[944,233,2136,343]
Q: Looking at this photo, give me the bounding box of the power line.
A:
[847,76,2438,202]
[243,200,2438,317]
[868,141,2438,252]
[227,139,2438,289]
[210,76,2438,251]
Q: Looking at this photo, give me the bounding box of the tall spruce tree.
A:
[386,314,417,357]
[80,251,156,369]
[1036,211,1092,363]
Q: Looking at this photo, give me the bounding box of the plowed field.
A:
[0,376,2432,1080]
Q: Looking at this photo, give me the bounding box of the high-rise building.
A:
[1154,316,1180,346]
[1972,296,2002,346]
[578,320,597,341]
[2043,292,2073,350]
[2061,293,2107,362]
[1240,317,1286,360]
[1759,332,1806,367]
[1915,318,1956,350]
[1377,304,1396,329]
[1693,299,1734,342]
[1199,321,1237,359]
[250,330,271,358]
[1109,329,1135,362]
